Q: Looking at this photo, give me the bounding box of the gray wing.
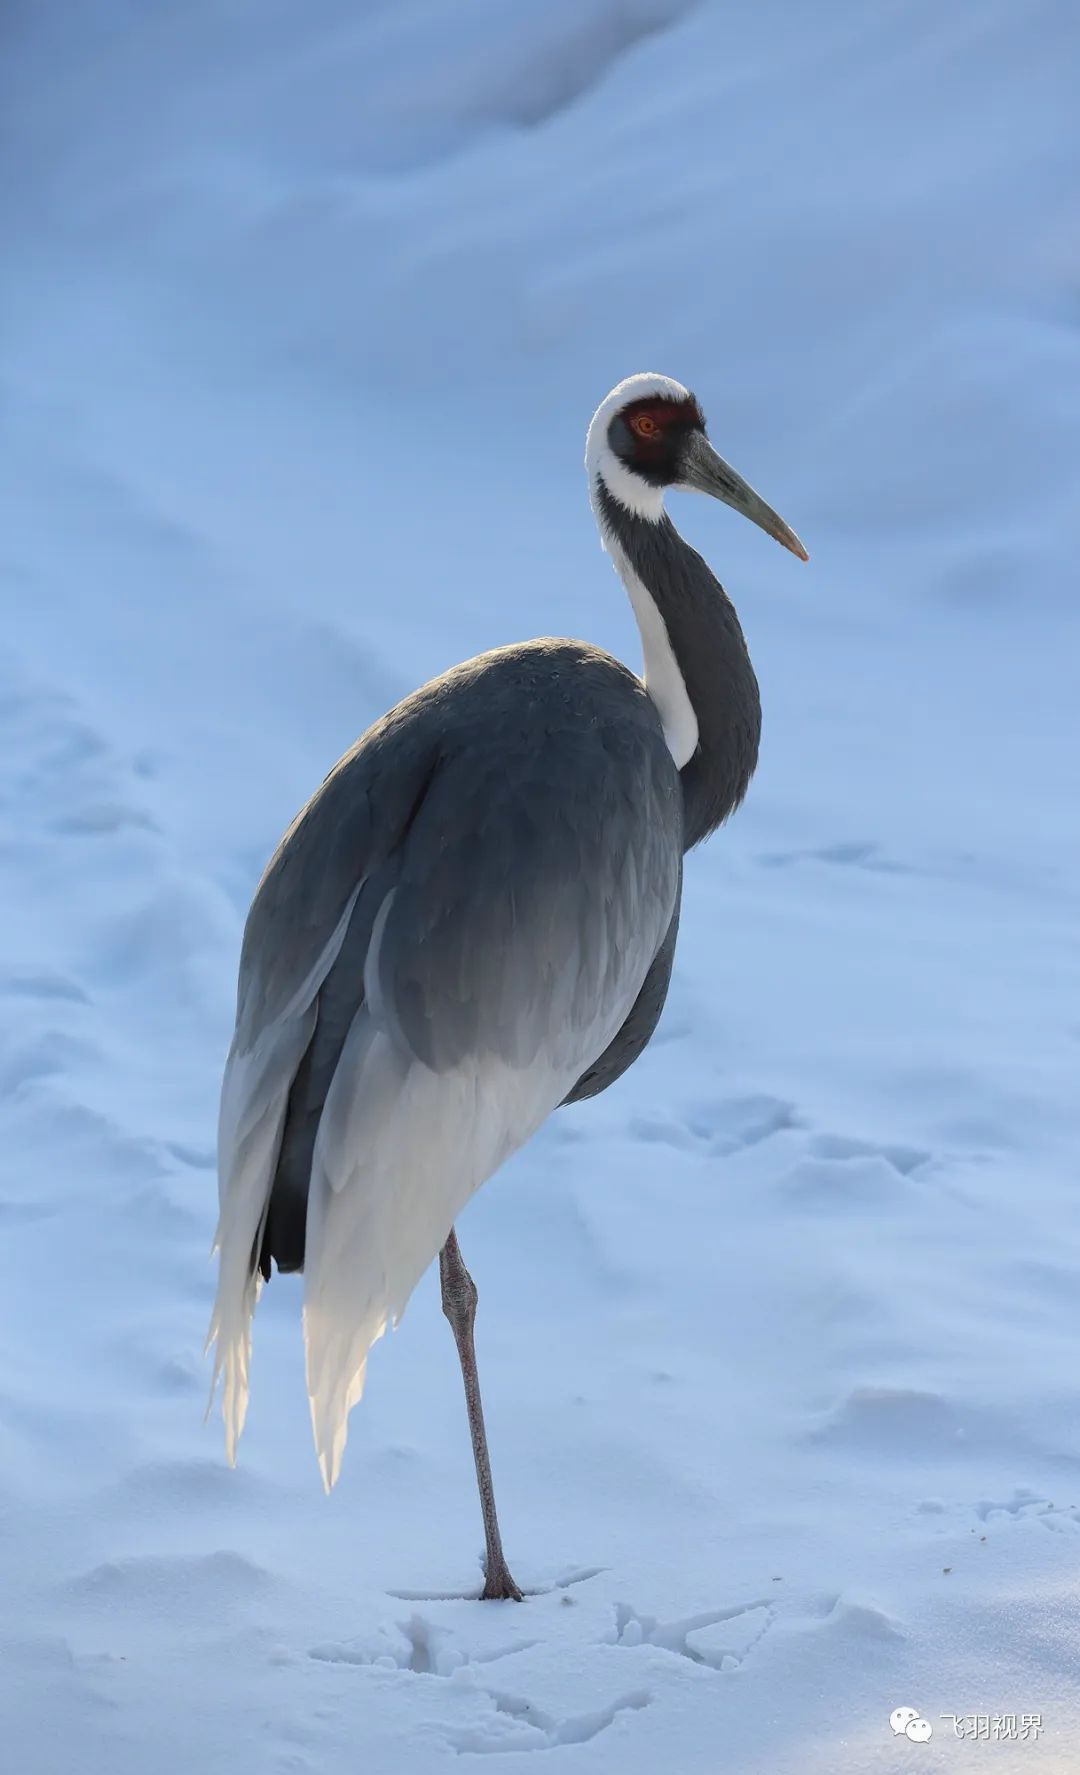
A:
[563,876,681,1104]
[207,640,682,1465]
[270,642,683,1258]
[206,705,439,1454]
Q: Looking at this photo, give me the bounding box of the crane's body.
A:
[207,374,806,1598]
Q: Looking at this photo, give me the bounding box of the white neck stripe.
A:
[605,526,699,771]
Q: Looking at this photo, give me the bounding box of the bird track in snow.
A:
[626,1095,931,1191]
[975,1490,1080,1532]
[309,1568,604,1672]
[309,1614,539,1675]
[628,1091,803,1156]
[308,1586,649,1759]
[610,1598,774,1671]
[446,1687,651,1755]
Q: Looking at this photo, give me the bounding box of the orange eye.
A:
[631,413,658,438]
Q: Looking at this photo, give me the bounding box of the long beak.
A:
[679,431,809,561]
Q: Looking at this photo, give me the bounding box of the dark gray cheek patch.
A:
[608,414,633,457]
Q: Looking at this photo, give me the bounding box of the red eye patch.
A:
[622,395,705,442]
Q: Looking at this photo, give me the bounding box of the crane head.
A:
[586,373,808,561]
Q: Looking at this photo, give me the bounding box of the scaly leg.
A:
[439,1228,523,1602]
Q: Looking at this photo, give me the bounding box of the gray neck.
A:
[596,478,761,849]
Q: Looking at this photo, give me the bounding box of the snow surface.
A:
[3,1,1080,1769]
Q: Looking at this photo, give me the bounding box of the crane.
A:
[207,373,807,1600]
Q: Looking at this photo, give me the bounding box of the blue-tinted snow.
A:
[2,2,1079,1770]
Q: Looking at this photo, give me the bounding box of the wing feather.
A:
[205,882,361,1457]
[206,641,683,1481]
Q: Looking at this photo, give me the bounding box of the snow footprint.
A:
[609,1598,774,1672]
[309,1602,650,1756]
[976,1489,1080,1533]
[310,1612,538,1676]
[445,1686,650,1754]
[781,1130,932,1211]
[628,1093,803,1157]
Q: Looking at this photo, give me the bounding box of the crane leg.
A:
[439,1228,524,1602]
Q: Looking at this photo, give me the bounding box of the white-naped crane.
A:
[207,373,807,1599]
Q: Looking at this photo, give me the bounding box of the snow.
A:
[2,0,1079,1768]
